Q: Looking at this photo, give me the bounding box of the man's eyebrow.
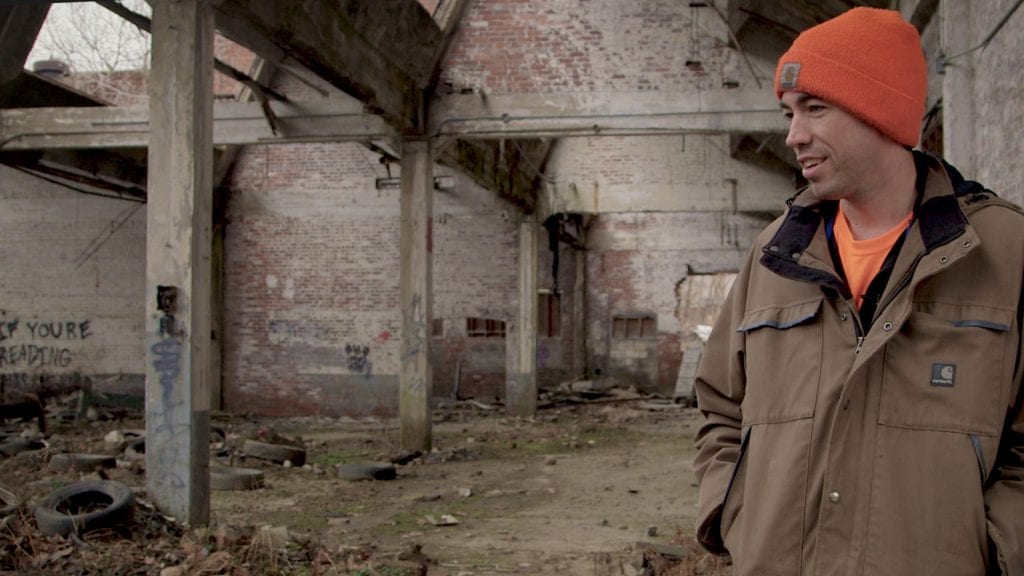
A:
[780,93,813,109]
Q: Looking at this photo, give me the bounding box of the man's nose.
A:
[785,115,810,149]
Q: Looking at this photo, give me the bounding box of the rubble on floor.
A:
[1,396,719,575]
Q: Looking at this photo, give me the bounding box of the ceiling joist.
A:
[213,0,442,135]
[0,98,396,150]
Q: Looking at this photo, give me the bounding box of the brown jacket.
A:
[694,152,1024,576]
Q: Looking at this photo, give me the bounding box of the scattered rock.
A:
[103,430,126,451]
[424,514,459,526]
[256,525,292,549]
[543,455,557,466]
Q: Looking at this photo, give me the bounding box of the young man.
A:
[693,7,1024,576]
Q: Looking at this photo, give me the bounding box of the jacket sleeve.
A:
[984,336,1024,576]
[692,248,755,554]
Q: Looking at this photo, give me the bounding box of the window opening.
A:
[466,317,506,338]
[612,314,656,339]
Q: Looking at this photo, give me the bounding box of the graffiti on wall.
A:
[345,344,372,375]
[0,314,93,371]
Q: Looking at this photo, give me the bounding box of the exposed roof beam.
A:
[0,98,396,150]
[94,0,289,103]
[0,4,50,84]
[430,0,470,80]
[1,149,148,202]
[0,70,106,108]
[436,138,551,213]
[429,90,787,138]
[213,57,278,189]
[213,0,442,135]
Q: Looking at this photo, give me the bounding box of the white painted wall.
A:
[0,165,146,396]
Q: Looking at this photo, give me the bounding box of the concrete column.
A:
[400,141,433,452]
[573,249,587,380]
[144,0,213,525]
[941,0,976,173]
[507,217,538,417]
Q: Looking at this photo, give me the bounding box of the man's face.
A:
[780,91,893,203]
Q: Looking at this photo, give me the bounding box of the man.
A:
[693,7,1024,576]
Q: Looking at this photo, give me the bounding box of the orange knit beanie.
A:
[774,7,927,147]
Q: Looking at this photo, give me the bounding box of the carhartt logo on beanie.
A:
[773,7,927,147]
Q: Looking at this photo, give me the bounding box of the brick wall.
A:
[0,166,146,400]
[223,141,398,416]
[585,211,772,394]
[440,0,736,94]
[437,0,787,395]
[223,142,539,414]
[430,173,520,401]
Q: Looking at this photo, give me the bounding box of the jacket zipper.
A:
[871,252,926,323]
[849,300,866,354]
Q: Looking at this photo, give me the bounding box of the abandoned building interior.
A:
[0,0,1022,541]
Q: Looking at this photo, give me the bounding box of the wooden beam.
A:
[430,0,470,77]
[0,98,395,149]
[428,90,787,138]
[0,4,49,84]
[213,0,442,134]
[435,138,548,213]
[0,71,106,109]
[0,148,149,200]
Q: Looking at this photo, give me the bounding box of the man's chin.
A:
[807,182,840,202]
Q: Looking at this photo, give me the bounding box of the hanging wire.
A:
[942,0,1024,66]
[72,202,145,270]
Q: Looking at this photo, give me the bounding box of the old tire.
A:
[210,466,265,490]
[0,484,21,516]
[337,462,397,481]
[0,438,45,458]
[123,438,146,462]
[34,480,134,536]
[242,440,306,467]
[47,453,116,472]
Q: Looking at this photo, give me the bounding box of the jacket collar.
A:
[759,151,971,289]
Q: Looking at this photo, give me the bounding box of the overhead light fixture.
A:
[376,176,456,191]
[375,177,401,190]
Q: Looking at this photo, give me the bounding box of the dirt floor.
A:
[0,395,732,575]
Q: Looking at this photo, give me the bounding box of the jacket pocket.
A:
[719,427,750,551]
[879,303,1013,436]
[738,298,822,425]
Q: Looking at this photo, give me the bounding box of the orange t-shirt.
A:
[833,206,914,309]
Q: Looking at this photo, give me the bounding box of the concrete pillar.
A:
[144,0,213,525]
[573,249,587,380]
[507,217,538,417]
[941,0,976,173]
[399,141,433,452]
[210,220,224,411]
